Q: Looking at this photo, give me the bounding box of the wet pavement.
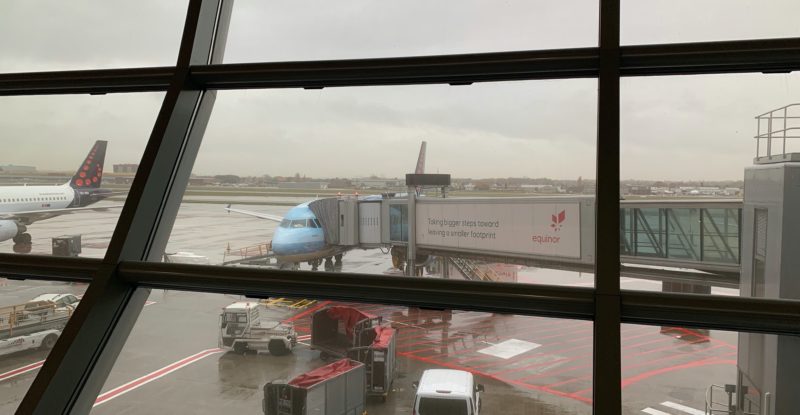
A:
[0,201,738,414]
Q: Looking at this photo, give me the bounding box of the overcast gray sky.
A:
[1,0,799,181]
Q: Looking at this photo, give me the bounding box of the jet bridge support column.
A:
[738,160,800,415]
[404,174,451,277]
[407,186,416,277]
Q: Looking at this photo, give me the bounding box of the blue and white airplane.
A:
[226,142,427,271]
[0,140,115,253]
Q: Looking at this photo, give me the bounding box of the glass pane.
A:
[0,1,187,73]
[622,0,800,45]
[0,279,86,413]
[95,291,593,414]
[621,73,800,299]
[164,81,598,289]
[225,0,598,63]
[0,93,161,257]
[622,324,797,415]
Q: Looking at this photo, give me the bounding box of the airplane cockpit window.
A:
[306,219,318,228]
[290,220,306,228]
[279,219,291,228]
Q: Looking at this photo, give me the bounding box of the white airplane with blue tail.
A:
[226,142,427,271]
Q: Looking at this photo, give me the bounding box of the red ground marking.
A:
[487,344,593,376]
[625,335,720,360]
[567,357,738,398]
[485,326,653,377]
[477,324,648,374]
[670,327,737,349]
[93,348,223,406]
[514,355,594,382]
[544,343,729,389]
[416,325,592,363]
[622,334,679,351]
[0,360,45,381]
[462,333,594,372]
[283,300,331,323]
[400,351,593,405]
[288,301,733,406]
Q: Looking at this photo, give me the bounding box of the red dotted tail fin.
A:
[69,140,107,189]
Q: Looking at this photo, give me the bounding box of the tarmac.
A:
[0,201,739,414]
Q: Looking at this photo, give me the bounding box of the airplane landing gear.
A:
[391,246,406,272]
[334,254,343,271]
[12,233,31,244]
[12,233,32,254]
[324,257,334,271]
[13,242,32,254]
[309,259,322,271]
[279,262,300,271]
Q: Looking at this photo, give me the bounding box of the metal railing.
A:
[448,257,500,282]
[755,103,800,160]
[705,384,760,415]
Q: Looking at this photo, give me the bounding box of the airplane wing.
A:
[0,205,125,224]
[225,205,283,222]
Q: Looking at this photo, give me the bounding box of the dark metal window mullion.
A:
[594,0,622,414]
[16,1,233,414]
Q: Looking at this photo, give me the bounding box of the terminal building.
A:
[0,164,36,174]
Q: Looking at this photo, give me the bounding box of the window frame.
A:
[0,0,796,414]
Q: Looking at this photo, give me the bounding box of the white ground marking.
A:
[641,408,671,415]
[660,401,706,415]
[477,339,540,359]
[93,348,223,407]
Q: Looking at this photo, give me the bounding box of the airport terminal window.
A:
[621,324,799,415]
[0,0,188,73]
[0,93,160,257]
[0,279,85,413]
[620,73,800,299]
[1,1,799,414]
[93,291,593,415]
[621,0,800,45]
[224,0,598,63]
[165,82,598,285]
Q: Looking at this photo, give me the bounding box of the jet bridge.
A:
[326,195,742,281]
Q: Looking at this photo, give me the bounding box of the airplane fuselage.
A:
[271,202,336,263]
[0,184,112,221]
[0,185,74,216]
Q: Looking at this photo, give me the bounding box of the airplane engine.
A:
[0,220,22,242]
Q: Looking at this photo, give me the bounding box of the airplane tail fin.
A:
[414,141,427,175]
[68,140,107,189]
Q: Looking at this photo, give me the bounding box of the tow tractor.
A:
[219,302,297,355]
[0,300,74,356]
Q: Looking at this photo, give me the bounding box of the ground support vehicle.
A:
[0,301,72,356]
[310,306,382,361]
[311,306,397,401]
[349,325,397,401]
[412,369,484,415]
[219,302,297,355]
[0,329,61,356]
[262,359,366,415]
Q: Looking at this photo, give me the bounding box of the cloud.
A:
[2,1,800,181]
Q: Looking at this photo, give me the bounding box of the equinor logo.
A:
[550,210,566,231]
[532,209,567,245]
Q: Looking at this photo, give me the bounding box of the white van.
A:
[412,369,484,415]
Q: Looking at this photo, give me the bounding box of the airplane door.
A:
[338,199,359,246]
[358,202,381,246]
